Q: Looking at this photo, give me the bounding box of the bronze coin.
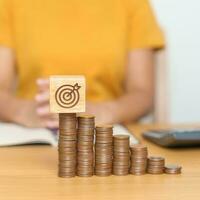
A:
[59,162,76,168]
[95,143,113,147]
[78,114,95,119]
[78,136,94,142]
[112,172,129,176]
[59,135,77,141]
[59,140,77,144]
[148,156,165,162]
[59,157,76,161]
[113,148,130,153]
[77,141,93,146]
[58,166,76,172]
[95,168,112,173]
[77,173,93,177]
[77,157,94,162]
[95,172,111,177]
[96,124,113,129]
[130,144,147,149]
[78,131,94,136]
[95,162,112,167]
[164,164,182,174]
[95,146,113,151]
[147,171,164,174]
[96,136,113,140]
[95,157,113,162]
[59,130,77,135]
[130,171,146,175]
[113,135,129,140]
[58,148,76,153]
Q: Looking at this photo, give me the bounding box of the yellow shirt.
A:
[0,0,164,101]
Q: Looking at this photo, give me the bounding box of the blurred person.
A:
[0,0,164,128]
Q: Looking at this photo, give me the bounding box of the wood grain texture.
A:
[50,75,86,113]
[0,124,200,200]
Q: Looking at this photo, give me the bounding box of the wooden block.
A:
[50,75,86,113]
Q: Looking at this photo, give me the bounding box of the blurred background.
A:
[0,0,199,125]
[152,0,200,123]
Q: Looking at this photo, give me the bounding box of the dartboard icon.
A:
[55,83,81,108]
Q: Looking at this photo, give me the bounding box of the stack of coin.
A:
[95,125,113,176]
[113,135,130,176]
[147,156,165,174]
[130,144,148,175]
[58,113,77,178]
[77,115,95,177]
[165,164,182,174]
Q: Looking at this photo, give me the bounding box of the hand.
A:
[86,102,115,125]
[35,79,59,129]
[35,78,116,128]
[14,99,43,128]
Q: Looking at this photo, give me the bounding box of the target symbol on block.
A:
[55,83,81,109]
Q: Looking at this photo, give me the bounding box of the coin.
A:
[95,125,113,177]
[164,164,182,174]
[77,115,95,177]
[58,113,77,178]
[129,144,148,175]
[112,134,130,176]
[148,156,164,162]
[147,156,165,175]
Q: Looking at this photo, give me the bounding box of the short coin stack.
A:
[58,113,77,178]
[147,156,165,174]
[77,115,95,177]
[95,125,113,176]
[165,164,182,174]
[113,135,130,176]
[130,144,148,175]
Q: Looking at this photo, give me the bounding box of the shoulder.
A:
[123,0,153,16]
[125,0,151,11]
[126,0,149,6]
[0,0,15,10]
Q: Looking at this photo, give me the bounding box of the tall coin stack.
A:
[113,135,130,176]
[147,156,165,174]
[58,113,77,178]
[95,125,113,176]
[130,144,148,175]
[77,115,95,177]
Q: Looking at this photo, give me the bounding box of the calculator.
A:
[142,129,200,147]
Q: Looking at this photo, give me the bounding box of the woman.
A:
[0,0,164,128]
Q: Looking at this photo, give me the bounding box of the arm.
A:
[35,49,155,127]
[0,46,18,122]
[109,48,155,123]
[86,49,155,124]
[0,46,41,127]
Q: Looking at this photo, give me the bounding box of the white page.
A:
[0,123,57,147]
[0,123,138,147]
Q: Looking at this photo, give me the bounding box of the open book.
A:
[0,123,138,147]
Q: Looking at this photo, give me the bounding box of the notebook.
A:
[0,123,138,147]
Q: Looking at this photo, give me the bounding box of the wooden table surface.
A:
[0,124,200,200]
